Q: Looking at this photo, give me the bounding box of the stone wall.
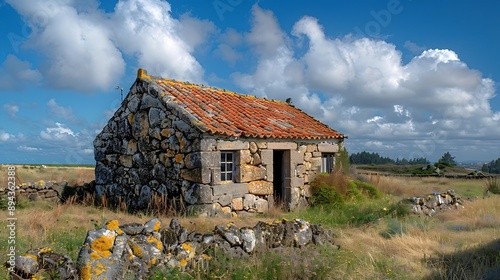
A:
[93,79,343,215]
[1,180,64,202]
[9,218,337,280]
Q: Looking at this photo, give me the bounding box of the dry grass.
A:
[2,166,499,279]
[0,164,95,186]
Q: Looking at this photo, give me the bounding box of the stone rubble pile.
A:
[409,190,464,216]
[8,218,337,280]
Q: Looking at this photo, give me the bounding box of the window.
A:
[221,152,234,182]
[321,153,335,173]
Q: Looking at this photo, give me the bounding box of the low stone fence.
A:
[8,218,337,279]
[1,180,66,203]
[408,190,464,216]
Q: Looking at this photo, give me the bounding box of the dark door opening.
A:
[273,150,284,204]
[273,150,290,209]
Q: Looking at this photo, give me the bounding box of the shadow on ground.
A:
[425,239,500,280]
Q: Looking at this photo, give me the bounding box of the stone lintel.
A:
[267,142,297,150]
[217,140,249,150]
[213,183,248,197]
[318,143,339,153]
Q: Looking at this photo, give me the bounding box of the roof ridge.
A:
[137,68,290,105]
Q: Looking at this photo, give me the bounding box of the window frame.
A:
[321,153,335,174]
[220,151,235,183]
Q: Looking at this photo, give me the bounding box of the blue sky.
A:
[1,0,499,164]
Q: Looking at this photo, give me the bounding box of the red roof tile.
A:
[137,69,345,140]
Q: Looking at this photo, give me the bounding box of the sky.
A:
[1,0,499,165]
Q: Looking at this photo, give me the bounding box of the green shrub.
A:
[346,181,365,202]
[310,182,344,206]
[352,180,382,199]
[484,177,500,194]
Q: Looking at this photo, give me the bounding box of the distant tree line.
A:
[349,151,429,165]
[481,158,500,174]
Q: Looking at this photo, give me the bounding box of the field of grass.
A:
[0,164,95,187]
[1,171,499,279]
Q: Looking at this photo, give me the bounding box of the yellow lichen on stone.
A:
[129,241,143,258]
[38,247,53,254]
[90,250,111,260]
[147,236,163,250]
[128,113,134,124]
[201,254,212,260]
[105,220,120,231]
[179,259,188,267]
[92,262,107,276]
[25,253,38,261]
[175,154,183,163]
[80,262,91,280]
[137,68,151,80]
[91,233,115,254]
[153,221,161,232]
[181,243,193,253]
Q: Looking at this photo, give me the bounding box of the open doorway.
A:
[273,150,290,209]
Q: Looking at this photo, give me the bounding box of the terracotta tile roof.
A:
[137,69,345,140]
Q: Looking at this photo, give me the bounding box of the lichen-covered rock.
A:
[15,218,336,279]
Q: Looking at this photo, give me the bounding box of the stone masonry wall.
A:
[93,79,343,215]
[186,139,342,216]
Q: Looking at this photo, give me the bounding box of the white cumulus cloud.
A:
[40,122,77,141]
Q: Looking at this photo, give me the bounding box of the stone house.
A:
[93,69,345,216]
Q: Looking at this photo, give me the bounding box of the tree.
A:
[438,152,457,166]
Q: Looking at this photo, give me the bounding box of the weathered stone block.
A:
[180,167,211,184]
[183,183,213,204]
[306,144,317,152]
[303,185,312,198]
[312,151,322,157]
[311,157,322,171]
[291,150,304,164]
[266,164,274,181]
[119,155,133,168]
[173,120,191,133]
[248,181,273,195]
[304,152,312,162]
[213,183,248,197]
[127,95,140,112]
[249,142,258,154]
[148,107,162,127]
[290,177,305,188]
[252,153,262,165]
[254,198,268,213]
[231,197,243,211]
[214,194,232,206]
[256,142,267,149]
[237,165,267,183]
[200,138,217,151]
[296,164,306,177]
[243,194,256,210]
[260,149,273,165]
[132,111,149,139]
[160,128,175,139]
[267,142,297,150]
[125,139,137,155]
[141,93,165,109]
[239,150,252,165]
[217,140,249,150]
[318,143,339,153]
